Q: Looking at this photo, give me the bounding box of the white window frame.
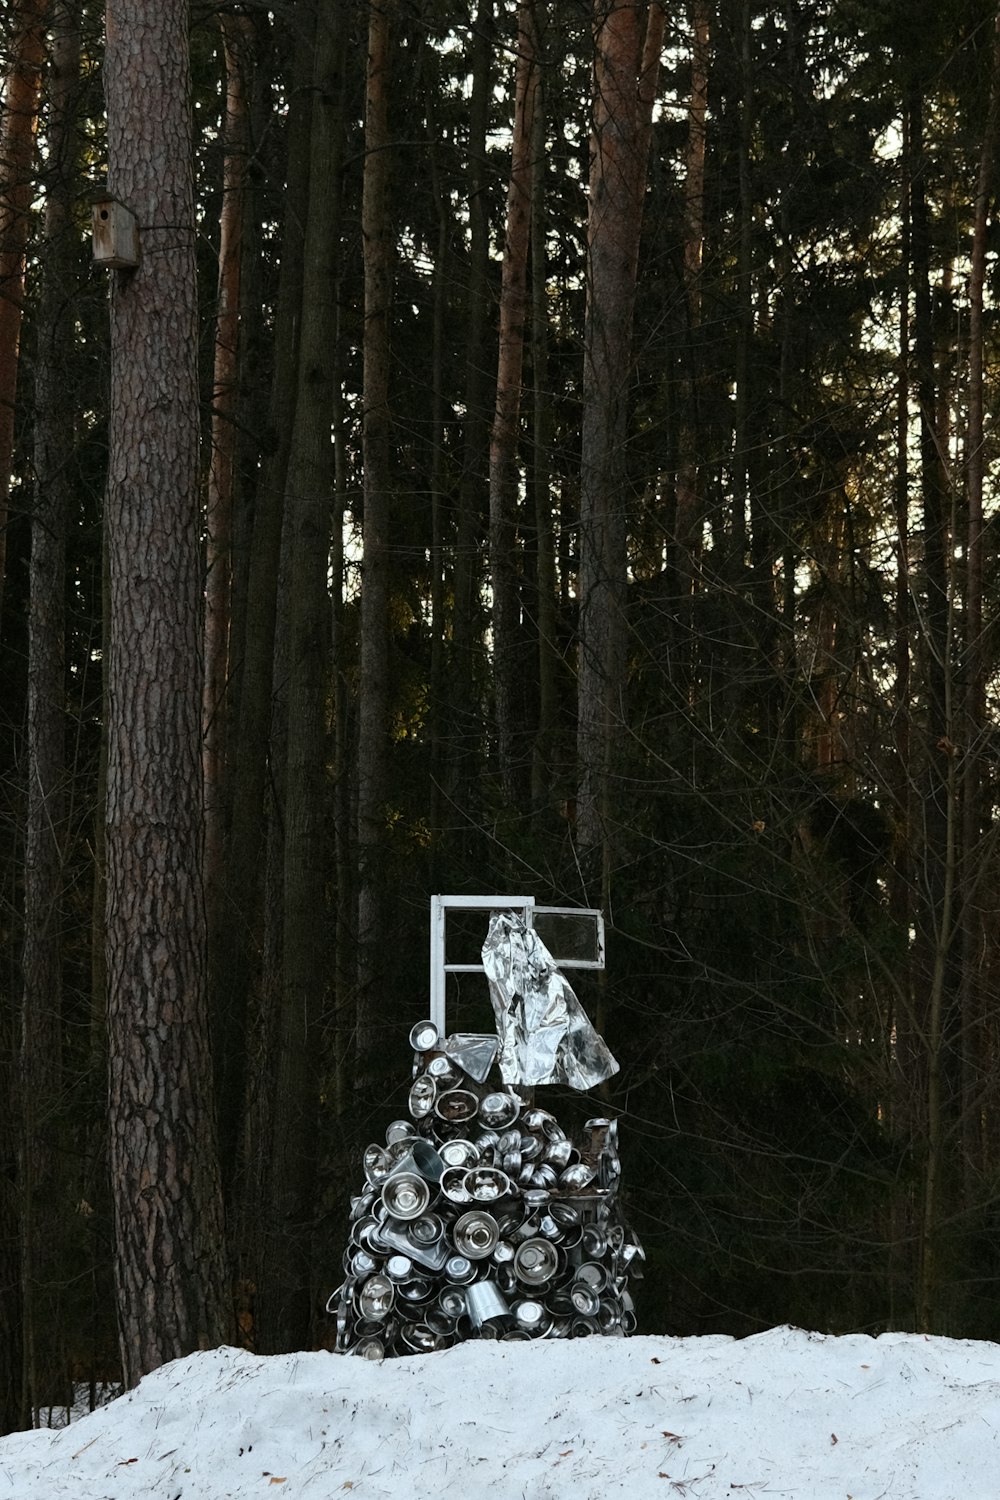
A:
[428,894,605,1035]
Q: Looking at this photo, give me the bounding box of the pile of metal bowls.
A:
[329,1021,644,1359]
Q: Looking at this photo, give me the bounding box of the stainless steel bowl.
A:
[380,1171,430,1221]
[479,1092,520,1129]
[452,1210,500,1260]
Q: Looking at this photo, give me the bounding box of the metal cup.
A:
[385,1119,416,1146]
[409,1213,445,1247]
[354,1336,386,1361]
[496,1262,518,1294]
[386,1138,445,1184]
[398,1276,433,1304]
[479,1092,520,1129]
[445,1254,476,1285]
[409,1020,440,1053]
[543,1137,573,1169]
[350,1188,376,1219]
[424,1305,454,1336]
[465,1167,512,1204]
[381,1171,430,1221]
[439,1138,480,1168]
[513,1299,550,1334]
[441,1166,473,1204]
[358,1274,395,1320]
[570,1282,600,1317]
[363,1144,390,1183]
[559,1162,597,1191]
[465,1279,511,1330]
[513,1237,559,1286]
[575,1261,609,1294]
[452,1210,500,1259]
[597,1298,621,1333]
[439,1286,466,1318]
[434,1088,479,1124]
[581,1224,608,1258]
[426,1054,461,1088]
[546,1288,576,1317]
[408,1075,437,1119]
[385,1254,414,1281]
[400,1322,440,1352]
[549,1203,582,1248]
[569,1315,599,1337]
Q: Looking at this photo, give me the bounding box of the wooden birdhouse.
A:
[91,193,140,269]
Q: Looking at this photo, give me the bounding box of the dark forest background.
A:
[4,0,1000,1428]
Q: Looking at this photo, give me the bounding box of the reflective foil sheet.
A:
[481,910,619,1089]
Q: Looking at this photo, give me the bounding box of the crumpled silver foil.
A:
[481,910,619,1090]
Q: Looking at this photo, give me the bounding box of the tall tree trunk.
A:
[356,0,394,1083]
[730,0,752,567]
[673,0,711,577]
[450,0,493,803]
[530,29,559,810]
[576,0,662,851]
[20,1,79,1420]
[213,6,313,1205]
[909,86,956,1335]
[203,12,253,991]
[0,1043,20,1431]
[426,109,451,846]
[104,0,231,1385]
[489,0,539,804]
[0,0,50,634]
[893,105,917,1326]
[959,5,1000,1190]
[255,0,343,1356]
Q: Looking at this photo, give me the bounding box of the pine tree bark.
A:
[104,0,231,1385]
[203,11,253,991]
[959,5,1000,1189]
[254,0,343,1355]
[530,38,559,809]
[0,0,50,634]
[20,1,79,1418]
[576,0,662,850]
[356,0,394,1082]
[213,6,313,1205]
[909,84,956,1334]
[489,0,539,804]
[674,0,710,574]
[451,0,493,799]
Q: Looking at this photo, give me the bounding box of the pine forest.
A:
[3,0,1000,1425]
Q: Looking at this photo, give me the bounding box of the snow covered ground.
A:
[2,1326,1000,1499]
